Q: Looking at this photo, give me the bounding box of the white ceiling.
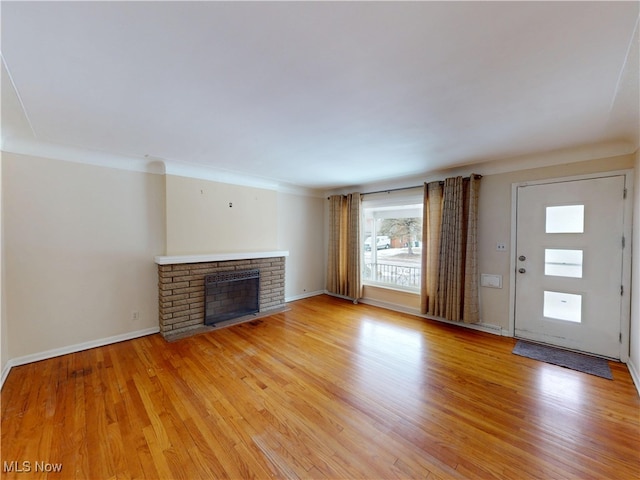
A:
[1,1,639,191]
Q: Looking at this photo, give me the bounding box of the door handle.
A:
[518,268,526,274]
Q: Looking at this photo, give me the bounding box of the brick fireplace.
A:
[155,251,288,338]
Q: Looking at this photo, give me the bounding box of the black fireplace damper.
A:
[204,269,260,325]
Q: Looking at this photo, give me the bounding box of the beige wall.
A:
[631,150,639,384]
[3,153,165,359]
[478,153,634,331]
[363,285,420,311]
[1,153,327,370]
[361,153,635,332]
[165,176,326,300]
[165,175,278,255]
[277,191,326,300]
[1,148,634,380]
[1,154,7,378]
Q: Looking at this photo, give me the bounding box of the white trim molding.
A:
[285,290,325,303]
[627,358,640,397]
[1,139,322,197]
[358,296,504,336]
[0,327,159,390]
[1,361,12,389]
[155,250,289,265]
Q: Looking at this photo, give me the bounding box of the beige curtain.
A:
[421,175,480,323]
[420,181,443,315]
[327,193,361,301]
[463,176,480,323]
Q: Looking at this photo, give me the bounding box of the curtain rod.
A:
[327,174,482,199]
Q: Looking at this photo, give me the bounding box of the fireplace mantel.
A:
[155,251,289,265]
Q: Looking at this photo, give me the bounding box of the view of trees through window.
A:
[363,203,423,291]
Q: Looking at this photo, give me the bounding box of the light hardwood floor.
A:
[2,295,639,479]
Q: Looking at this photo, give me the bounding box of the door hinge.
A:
[623,188,627,199]
[621,285,624,296]
[622,236,626,249]
[620,332,622,343]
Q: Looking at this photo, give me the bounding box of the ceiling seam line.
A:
[1,54,38,139]
[607,13,640,116]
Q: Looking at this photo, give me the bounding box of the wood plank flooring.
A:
[2,294,639,479]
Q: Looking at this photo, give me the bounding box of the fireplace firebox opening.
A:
[204,269,260,325]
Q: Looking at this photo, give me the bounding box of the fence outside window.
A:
[364,262,421,289]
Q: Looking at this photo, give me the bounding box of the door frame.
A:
[508,169,634,362]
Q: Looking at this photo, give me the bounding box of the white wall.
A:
[277,191,325,300]
[165,175,279,255]
[3,153,165,360]
[630,150,640,391]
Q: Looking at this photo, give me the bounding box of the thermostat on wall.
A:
[481,274,502,289]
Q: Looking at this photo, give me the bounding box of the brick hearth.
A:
[156,254,286,337]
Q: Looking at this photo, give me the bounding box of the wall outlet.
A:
[132,311,139,321]
[496,242,507,252]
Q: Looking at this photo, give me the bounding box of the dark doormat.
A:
[513,340,613,380]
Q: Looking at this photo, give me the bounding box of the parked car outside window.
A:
[364,236,391,251]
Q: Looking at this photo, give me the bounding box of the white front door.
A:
[514,175,626,359]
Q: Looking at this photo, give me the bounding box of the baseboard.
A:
[359,297,504,336]
[285,290,325,303]
[627,357,640,397]
[1,360,14,390]
[0,326,159,390]
[324,291,360,303]
[359,297,420,315]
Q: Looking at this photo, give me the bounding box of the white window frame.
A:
[361,190,423,293]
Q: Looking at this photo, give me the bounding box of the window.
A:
[543,291,582,323]
[362,192,423,292]
[544,249,583,278]
[545,205,585,233]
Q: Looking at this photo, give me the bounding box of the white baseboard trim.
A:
[1,360,13,389]
[359,297,419,315]
[627,358,640,397]
[285,290,325,303]
[324,290,360,303]
[359,297,504,336]
[501,328,513,337]
[0,326,159,390]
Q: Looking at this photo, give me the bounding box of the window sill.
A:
[362,281,420,295]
